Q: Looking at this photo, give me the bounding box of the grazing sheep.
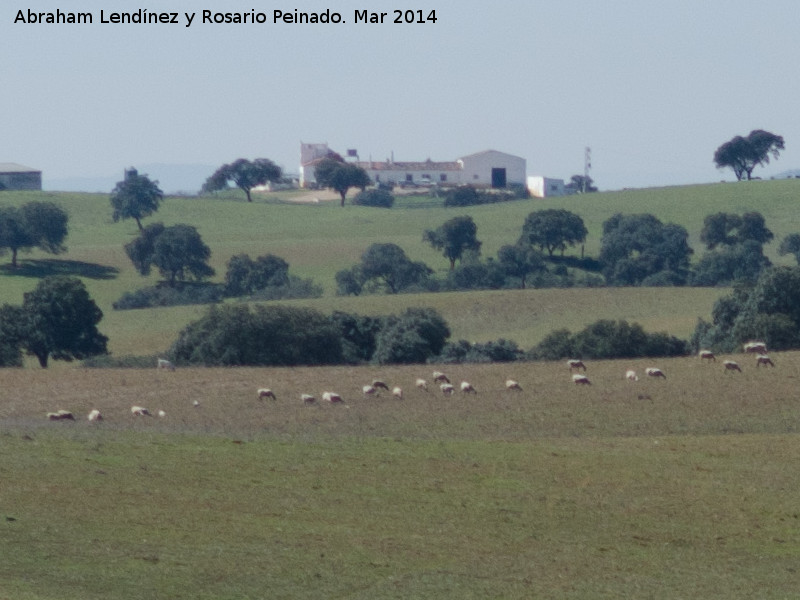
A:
[131,405,151,416]
[392,387,403,399]
[567,359,586,372]
[193,400,201,407]
[362,385,377,397]
[47,410,75,421]
[572,374,591,385]
[756,354,775,368]
[157,410,166,418]
[440,383,455,395]
[505,379,522,391]
[371,380,390,391]
[625,370,639,382]
[257,388,276,400]
[301,394,316,404]
[87,409,103,422]
[322,391,344,403]
[460,381,477,394]
[699,350,716,362]
[744,341,768,354]
[433,371,450,384]
[723,360,742,373]
[157,358,175,371]
[415,378,428,391]
[645,367,666,379]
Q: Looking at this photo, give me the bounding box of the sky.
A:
[3,0,800,192]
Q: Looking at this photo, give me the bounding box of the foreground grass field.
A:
[2,354,800,598]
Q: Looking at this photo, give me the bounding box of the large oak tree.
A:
[202,158,282,202]
[714,130,785,181]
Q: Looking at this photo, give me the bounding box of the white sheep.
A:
[723,360,742,373]
[322,391,344,403]
[440,383,455,395]
[362,385,377,397]
[371,379,390,391]
[625,370,639,382]
[698,350,716,362]
[460,381,477,394]
[756,354,775,368]
[433,371,450,384]
[131,405,151,416]
[157,410,166,418]
[744,341,767,354]
[87,409,103,422]
[572,374,591,385]
[157,358,175,371]
[392,387,403,399]
[645,367,666,379]
[505,379,522,391]
[301,393,316,404]
[415,378,428,391]
[47,409,75,421]
[257,388,276,400]
[567,359,586,372]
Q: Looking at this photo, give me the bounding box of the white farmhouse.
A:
[299,144,527,189]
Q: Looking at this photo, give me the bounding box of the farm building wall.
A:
[458,150,526,188]
[0,163,42,191]
[527,176,566,198]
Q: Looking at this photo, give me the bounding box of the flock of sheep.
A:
[44,342,777,423]
[569,341,775,386]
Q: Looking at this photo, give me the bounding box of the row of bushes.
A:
[109,301,691,368]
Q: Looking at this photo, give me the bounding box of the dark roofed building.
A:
[0,163,42,191]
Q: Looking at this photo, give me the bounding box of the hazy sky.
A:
[4,1,799,191]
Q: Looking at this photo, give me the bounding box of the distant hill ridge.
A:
[45,163,217,194]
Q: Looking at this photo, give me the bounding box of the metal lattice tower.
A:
[583,147,592,193]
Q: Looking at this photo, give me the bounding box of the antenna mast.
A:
[583,146,592,193]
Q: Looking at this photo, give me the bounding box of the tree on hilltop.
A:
[714,130,785,181]
[202,158,282,202]
[110,170,163,231]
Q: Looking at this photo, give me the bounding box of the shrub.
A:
[689,240,770,286]
[445,260,507,290]
[247,276,323,301]
[530,320,688,360]
[224,253,289,297]
[443,185,519,207]
[81,354,162,368]
[694,266,800,352]
[438,338,521,363]
[113,283,224,310]
[170,304,343,366]
[372,308,450,365]
[352,188,394,208]
[329,311,385,364]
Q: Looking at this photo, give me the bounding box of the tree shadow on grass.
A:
[0,259,119,280]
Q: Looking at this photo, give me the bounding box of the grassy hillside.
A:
[1,179,798,359]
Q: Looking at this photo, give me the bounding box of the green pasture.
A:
[1,179,799,359]
[2,354,800,598]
